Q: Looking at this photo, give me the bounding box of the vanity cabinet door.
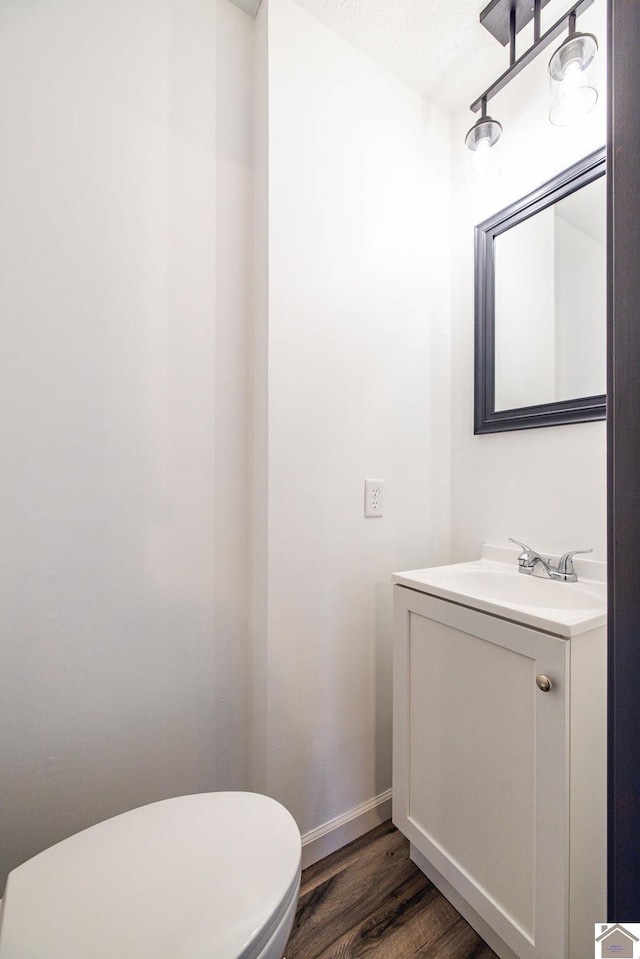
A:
[393,586,569,959]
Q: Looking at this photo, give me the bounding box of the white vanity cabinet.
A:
[392,568,606,959]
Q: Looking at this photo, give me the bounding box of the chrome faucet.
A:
[508,538,592,583]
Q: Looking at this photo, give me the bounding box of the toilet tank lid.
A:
[0,792,301,959]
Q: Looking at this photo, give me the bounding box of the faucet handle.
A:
[508,537,532,553]
[508,537,538,568]
[558,548,593,575]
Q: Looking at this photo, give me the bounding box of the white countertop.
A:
[393,544,607,638]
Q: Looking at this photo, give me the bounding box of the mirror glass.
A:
[494,177,606,411]
[475,148,606,433]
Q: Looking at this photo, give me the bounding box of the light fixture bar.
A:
[480,0,553,46]
[533,0,542,43]
[509,7,516,66]
[470,0,595,114]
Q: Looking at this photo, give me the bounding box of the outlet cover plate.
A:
[365,479,384,518]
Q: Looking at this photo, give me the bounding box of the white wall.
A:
[0,0,253,886]
[254,0,451,839]
[450,2,607,562]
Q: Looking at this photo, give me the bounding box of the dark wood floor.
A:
[285,821,499,959]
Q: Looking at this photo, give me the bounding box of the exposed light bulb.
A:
[473,139,494,170]
[466,136,501,185]
[558,60,583,108]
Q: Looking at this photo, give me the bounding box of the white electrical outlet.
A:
[364,479,384,518]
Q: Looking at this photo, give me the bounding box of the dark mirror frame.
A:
[474,146,607,434]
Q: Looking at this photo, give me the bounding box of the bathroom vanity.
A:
[392,545,606,959]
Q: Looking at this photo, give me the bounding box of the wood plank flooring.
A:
[284,821,499,959]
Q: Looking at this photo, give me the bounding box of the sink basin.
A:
[420,564,604,611]
[393,546,606,637]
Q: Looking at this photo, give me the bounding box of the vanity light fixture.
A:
[465,0,598,155]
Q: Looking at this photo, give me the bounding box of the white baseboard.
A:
[300,789,392,870]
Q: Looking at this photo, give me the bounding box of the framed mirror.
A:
[474,147,606,433]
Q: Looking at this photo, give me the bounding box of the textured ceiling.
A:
[232,0,602,117]
[231,0,262,16]
[290,0,502,114]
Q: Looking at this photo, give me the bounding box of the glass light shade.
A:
[465,115,502,184]
[465,115,502,152]
[549,32,598,126]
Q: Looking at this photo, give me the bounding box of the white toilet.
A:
[0,792,301,959]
